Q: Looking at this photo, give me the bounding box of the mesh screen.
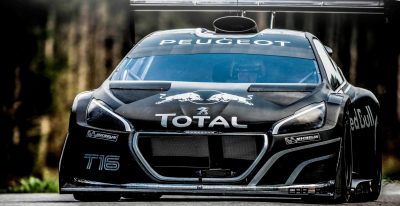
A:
[151,136,209,157]
[222,136,257,160]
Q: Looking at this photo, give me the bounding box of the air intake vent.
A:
[213,16,258,34]
[134,132,267,181]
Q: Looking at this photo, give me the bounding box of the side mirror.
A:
[324,45,333,56]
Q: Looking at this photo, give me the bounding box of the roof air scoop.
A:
[213,16,258,34]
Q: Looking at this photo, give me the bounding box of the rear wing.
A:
[130,0,387,14]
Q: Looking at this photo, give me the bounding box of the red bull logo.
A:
[155,90,253,106]
[207,93,253,106]
[156,92,203,104]
[349,105,376,131]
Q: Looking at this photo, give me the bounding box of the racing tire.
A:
[367,117,382,201]
[302,114,353,203]
[350,116,382,202]
[334,114,353,203]
[73,193,121,202]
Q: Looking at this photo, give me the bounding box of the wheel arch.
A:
[345,85,381,200]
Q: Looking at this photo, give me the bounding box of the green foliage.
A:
[7,177,58,193]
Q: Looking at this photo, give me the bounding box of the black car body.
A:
[59,21,381,202]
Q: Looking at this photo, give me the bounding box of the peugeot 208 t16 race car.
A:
[59,16,381,202]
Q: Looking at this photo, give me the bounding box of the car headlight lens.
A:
[272,102,325,135]
[86,99,132,132]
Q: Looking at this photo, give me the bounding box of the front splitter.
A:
[61,179,335,198]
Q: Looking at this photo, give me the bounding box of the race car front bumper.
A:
[59,109,343,198]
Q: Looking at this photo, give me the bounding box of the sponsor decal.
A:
[285,134,320,145]
[207,93,253,106]
[184,130,217,135]
[288,188,309,194]
[155,113,247,129]
[84,154,120,171]
[197,107,209,115]
[86,130,118,142]
[156,92,202,104]
[156,90,253,106]
[159,39,290,47]
[349,105,375,131]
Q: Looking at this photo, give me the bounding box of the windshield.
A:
[112,53,320,84]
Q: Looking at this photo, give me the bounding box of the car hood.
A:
[95,81,327,132]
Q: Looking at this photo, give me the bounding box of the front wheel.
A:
[350,115,382,202]
[368,117,382,201]
[334,114,353,203]
[302,115,353,204]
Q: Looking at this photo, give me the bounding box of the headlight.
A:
[272,102,325,135]
[86,99,132,132]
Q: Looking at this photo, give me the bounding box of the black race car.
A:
[59,16,381,203]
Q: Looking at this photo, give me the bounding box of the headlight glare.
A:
[272,102,325,135]
[87,99,132,132]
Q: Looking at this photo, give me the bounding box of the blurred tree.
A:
[41,0,130,172]
[0,0,130,189]
[0,0,49,188]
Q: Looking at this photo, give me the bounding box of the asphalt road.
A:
[1,182,399,206]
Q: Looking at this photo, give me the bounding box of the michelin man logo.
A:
[86,130,118,142]
[155,90,253,106]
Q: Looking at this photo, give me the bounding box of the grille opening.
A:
[137,134,264,178]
